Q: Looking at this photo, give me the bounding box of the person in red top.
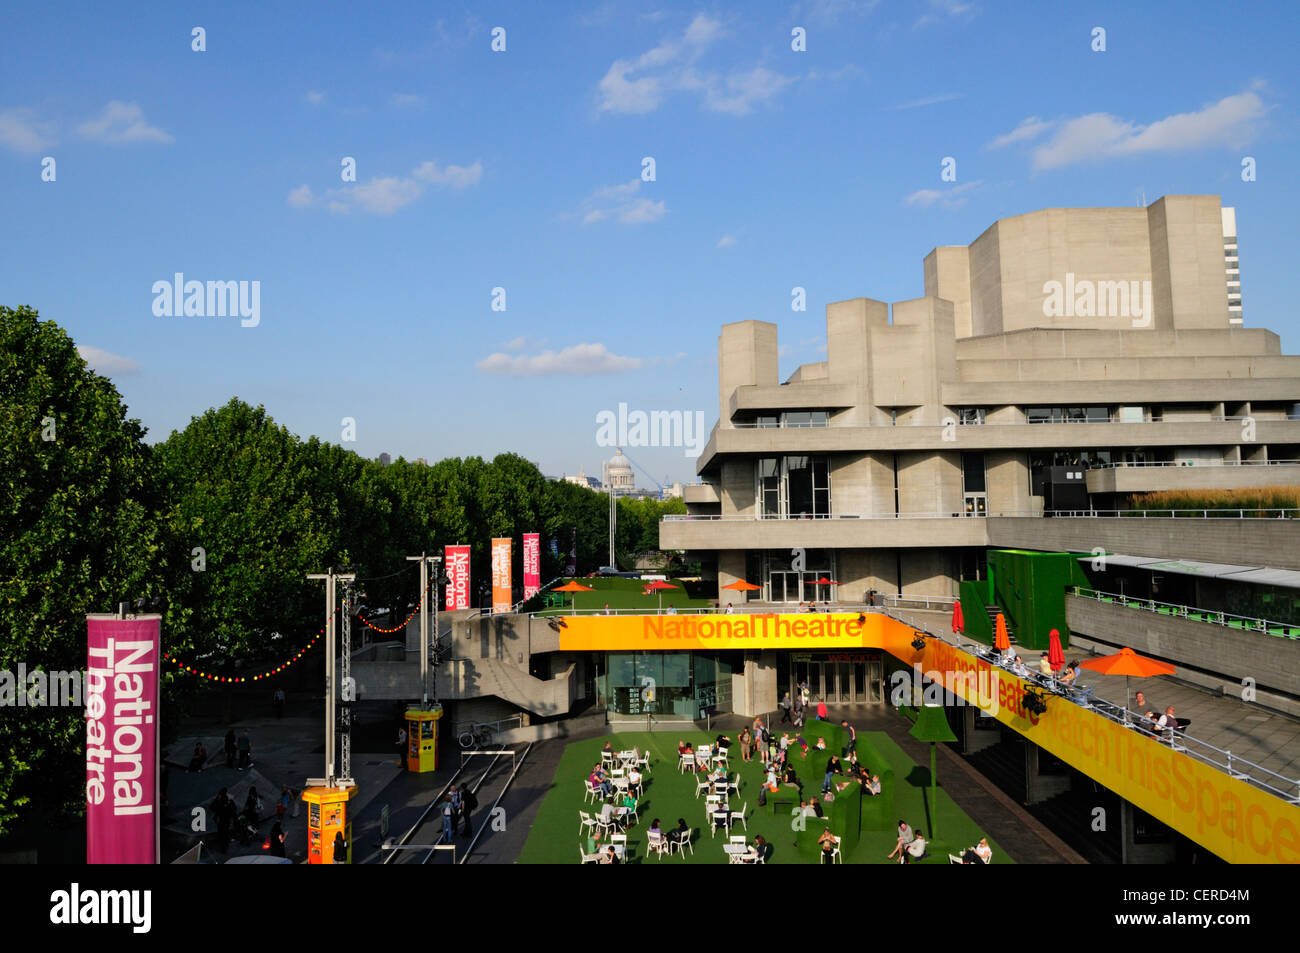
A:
[816,700,828,721]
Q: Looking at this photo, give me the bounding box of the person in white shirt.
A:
[1011,656,1029,678]
[902,830,927,864]
[974,838,992,864]
[724,604,735,614]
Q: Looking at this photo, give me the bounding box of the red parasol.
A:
[952,601,964,634]
[645,579,680,612]
[1047,628,1066,673]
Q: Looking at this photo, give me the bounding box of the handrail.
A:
[718,414,1300,430]
[1086,459,1300,469]
[1069,587,1300,639]
[664,509,1300,520]
[887,609,1300,806]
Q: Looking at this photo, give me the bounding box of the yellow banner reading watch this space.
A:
[914,635,1300,864]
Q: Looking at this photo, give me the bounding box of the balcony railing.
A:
[664,508,1300,521]
[889,609,1300,806]
[1070,587,1300,640]
[1085,458,1300,469]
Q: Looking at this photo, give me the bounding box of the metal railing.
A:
[1086,458,1300,469]
[1070,587,1300,639]
[888,608,1300,806]
[532,604,886,618]
[664,508,1300,521]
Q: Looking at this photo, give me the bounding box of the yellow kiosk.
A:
[406,706,442,773]
[302,785,357,864]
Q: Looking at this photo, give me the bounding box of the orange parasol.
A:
[554,580,594,611]
[721,580,761,590]
[993,613,1010,651]
[1078,647,1175,720]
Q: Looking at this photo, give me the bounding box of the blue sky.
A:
[3,0,1297,485]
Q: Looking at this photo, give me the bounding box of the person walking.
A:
[210,787,235,853]
[236,729,253,770]
[441,790,456,843]
[223,728,237,769]
[461,783,478,838]
[273,687,286,720]
[779,691,793,724]
[792,690,804,728]
[269,821,286,858]
[396,725,408,770]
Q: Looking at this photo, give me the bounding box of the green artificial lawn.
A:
[518,729,1011,865]
[535,577,713,616]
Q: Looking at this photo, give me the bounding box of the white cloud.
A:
[391,93,423,108]
[888,92,964,110]
[716,234,737,248]
[992,90,1268,171]
[476,343,644,377]
[986,116,1051,149]
[287,184,315,208]
[915,0,979,28]
[795,0,882,24]
[305,90,327,105]
[288,158,483,215]
[0,108,56,153]
[412,160,483,188]
[904,180,982,208]
[77,345,140,376]
[596,14,791,116]
[577,179,667,226]
[76,101,173,145]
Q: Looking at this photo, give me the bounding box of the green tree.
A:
[0,306,165,838]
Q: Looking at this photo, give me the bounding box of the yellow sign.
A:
[558,612,915,653]
[915,634,1300,864]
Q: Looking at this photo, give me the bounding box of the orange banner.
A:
[557,612,915,654]
[491,538,511,614]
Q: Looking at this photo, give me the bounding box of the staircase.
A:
[965,736,1026,800]
[1026,785,1123,865]
[984,605,1015,644]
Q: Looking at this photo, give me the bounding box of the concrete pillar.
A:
[1119,800,1178,864]
[741,651,778,717]
[1024,741,1071,804]
[718,550,747,605]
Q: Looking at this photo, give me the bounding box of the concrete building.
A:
[663,195,1299,612]
[561,465,602,490]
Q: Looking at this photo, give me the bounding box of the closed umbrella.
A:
[554,580,594,612]
[1047,628,1066,673]
[1077,647,1175,723]
[993,613,1010,652]
[952,601,964,634]
[645,579,679,612]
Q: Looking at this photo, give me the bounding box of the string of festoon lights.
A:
[163,630,323,682]
[164,579,429,679]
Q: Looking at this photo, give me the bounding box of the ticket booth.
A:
[302,785,357,864]
[406,706,442,773]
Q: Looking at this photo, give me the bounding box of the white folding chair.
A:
[679,752,694,774]
[830,834,842,864]
[711,810,730,838]
[637,750,651,772]
[580,845,602,864]
[730,802,747,832]
[670,830,694,857]
[647,829,669,860]
[704,794,721,816]
[696,778,711,799]
[583,780,598,805]
[714,748,729,766]
[578,810,597,838]
[611,832,629,862]
[602,750,615,769]
[948,853,964,865]
[611,766,625,778]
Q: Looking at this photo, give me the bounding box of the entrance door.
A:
[770,571,802,603]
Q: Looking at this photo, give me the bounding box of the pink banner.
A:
[445,544,471,611]
[523,533,540,600]
[86,615,160,864]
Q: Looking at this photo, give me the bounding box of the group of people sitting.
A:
[1132,692,1183,736]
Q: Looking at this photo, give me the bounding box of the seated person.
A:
[961,837,992,864]
[670,817,690,846]
[901,829,927,864]
[714,734,733,751]
[815,737,827,751]
[865,775,882,796]
[1011,656,1029,678]
[589,768,613,798]
[748,834,768,862]
[1038,653,1052,676]
[187,741,207,773]
[834,777,858,794]
[1156,705,1179,732]
[765,766,779,791]
[602,845,620,865]
[677,740,690,756]
[886,821,914,861]
[627,766,642,789]
[1000,646,1017,666]
[818,827,838,864]
[798,799,816,818]
[1058,660,1079,687]
[782,763,803,793]
[602,741,614,755]
[712,808,729,833]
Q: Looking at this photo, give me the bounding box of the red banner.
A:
[445,544,471,611]
[523,533,540,600]
[491,537,512,614]
[86,615,160,864]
